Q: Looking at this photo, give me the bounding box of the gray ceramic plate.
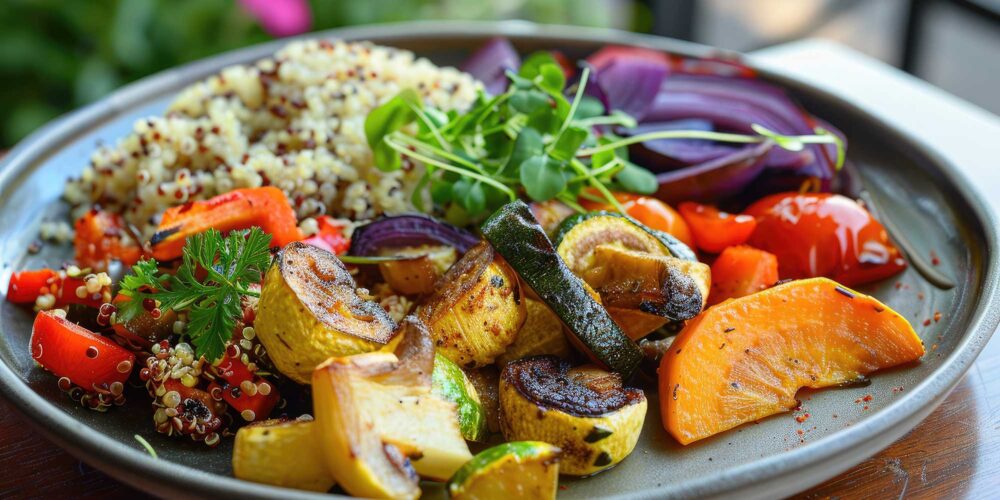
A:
[0,21,997,499]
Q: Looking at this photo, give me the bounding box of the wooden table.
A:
[2,41,1000,499]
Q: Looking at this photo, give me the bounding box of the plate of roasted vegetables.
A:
[0,21,997,499]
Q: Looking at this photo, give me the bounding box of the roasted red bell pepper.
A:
[74,209,142,270]
[208,378,279,422]
[30,310,135,391]
[301,215,349,255]
[7,269,107,308]
[678,202,757,254]
[151,187,303,261]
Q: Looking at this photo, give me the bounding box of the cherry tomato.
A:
[30,310,135,391]
[581,192,695,249]
[744,192,906,286]
[678,202,756,254]
[74,209,142,270]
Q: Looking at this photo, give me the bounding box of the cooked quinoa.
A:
[64,39,481,238]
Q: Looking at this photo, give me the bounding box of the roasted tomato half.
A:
[744,192,906,286]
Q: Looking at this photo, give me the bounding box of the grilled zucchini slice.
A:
[497,298,573,365]
[433,353,489,441]
[447,441,561,500]
[555,211,709,339]
[481,201,642,379]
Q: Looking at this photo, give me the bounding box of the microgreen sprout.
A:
[365,52,847,223]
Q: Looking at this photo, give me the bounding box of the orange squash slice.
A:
[659,277,924,445]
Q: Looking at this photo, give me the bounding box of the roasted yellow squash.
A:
[418,242,526,368]
[255,242,396,384]
[499,356,646,476]
[232,418,335,492]
[312,316,472,499]
[496,298,572,365]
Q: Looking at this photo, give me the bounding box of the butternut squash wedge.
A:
[660,277,924,445]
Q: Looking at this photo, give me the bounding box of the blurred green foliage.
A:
[0,0,637,147]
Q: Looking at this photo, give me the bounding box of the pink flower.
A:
[239,0,312,37]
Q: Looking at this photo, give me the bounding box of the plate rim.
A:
[0,20,997,499]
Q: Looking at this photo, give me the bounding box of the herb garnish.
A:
[117,227,272,361]
[365,51,845,224]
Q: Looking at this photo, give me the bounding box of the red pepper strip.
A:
[208,378,279,422]
[30,310,135,391]
[301,215,349,255]
[207,341,280,422]
[7,269,106,308]
[151,187,303,261]
[7,269,58,303]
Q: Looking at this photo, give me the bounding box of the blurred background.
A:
[2,0,997,148]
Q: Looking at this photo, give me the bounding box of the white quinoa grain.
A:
[65,39,481,237]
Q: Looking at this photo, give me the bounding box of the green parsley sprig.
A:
[365,51,845,224]
[117,227,272,361]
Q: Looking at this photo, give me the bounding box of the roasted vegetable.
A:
[151,187,303,261]
[447,441,561,500]
[555,210,695,266]
[500,356,646,476]
[349,213,480,256]
[418,241,526,368]
[529,200,576,238]
[207,343,280,422]
[554,211,710,339]
[255,242,396,384]
[312,316,472,499]
[660,278,924,445]
[301,215,350,255]
[677,202,756,254]
[580,192,694,249]
[73,209,142,270]
[465,367,501,435]
[496,298,573,365]
[232,418,335,492]
[583,245,709,339]
[745,193,906,286]
[433,353,489,441]
[7,269,111,309]
[708,245,779,304]
[482,201,642,379]
[31,310,135,392]
[378,245,458,296]
[111,294,176,348]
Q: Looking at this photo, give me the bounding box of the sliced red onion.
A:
[589,58,668,122]
[655,140,774,203]
[620,119,741,170]
[461,37,520,96]
[646,74,839,189]
[348,214,480,256]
